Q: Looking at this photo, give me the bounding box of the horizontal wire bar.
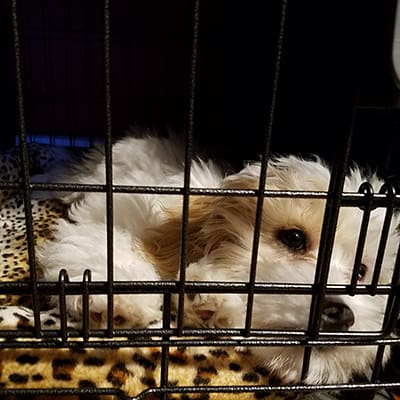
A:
[0,335,399,348]
[0,389,126,400]
[138,382,400,398]
[144,382,400,397]
[0,281,397,295]
[2,181,399,205]
[2,380,400,399]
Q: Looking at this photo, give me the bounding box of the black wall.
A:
[2,0,400,178]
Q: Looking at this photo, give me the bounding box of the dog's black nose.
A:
[320,301,355,331]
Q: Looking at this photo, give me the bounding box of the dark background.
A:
[1,0,400,178]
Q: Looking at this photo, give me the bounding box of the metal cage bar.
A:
[370,183,397,294]
[244,0,288,336]
[301,104,357,379]
[103,0,114,338]
[10,0,42,336]
[176,0,200,335]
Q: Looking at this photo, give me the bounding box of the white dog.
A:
[36,132,399,385]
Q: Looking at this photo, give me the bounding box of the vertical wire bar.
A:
[64,1,73,146]
[348,183,373,295]
[82,269,92,342]
[301,104,357,380]
[58,269,69,342]
[382,283,400,335]
[160,293,172,400]
[244,0,288,335]
[176,0,200,335]
[369,184,396,295]
[10,0,42,336]
[84,1,91,142]
[103,0,114,337]
[40,0,54,138]
[381,239,400,336]
[371,345,386,382]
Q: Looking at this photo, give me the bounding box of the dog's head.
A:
[222,157,398,326]
[142,155,400,384]
[219,156,400,383]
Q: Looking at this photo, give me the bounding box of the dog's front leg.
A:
[37,220,162,328]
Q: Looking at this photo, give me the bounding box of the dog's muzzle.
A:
[320,299,355,331]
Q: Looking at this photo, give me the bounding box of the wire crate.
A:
[1,1,400,399]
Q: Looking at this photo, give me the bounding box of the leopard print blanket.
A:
[0,144,310,400]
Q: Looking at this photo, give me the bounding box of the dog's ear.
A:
[141,186,259,279]
[140,196,217,279]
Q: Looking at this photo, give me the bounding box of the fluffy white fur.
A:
[35,133,400,385]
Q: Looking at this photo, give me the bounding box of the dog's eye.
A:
[279,229,306,251]
[358,263,368,281]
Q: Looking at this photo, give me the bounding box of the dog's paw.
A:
[93,294,162,328]
[66,293,162,328]
[184,293,245,328]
